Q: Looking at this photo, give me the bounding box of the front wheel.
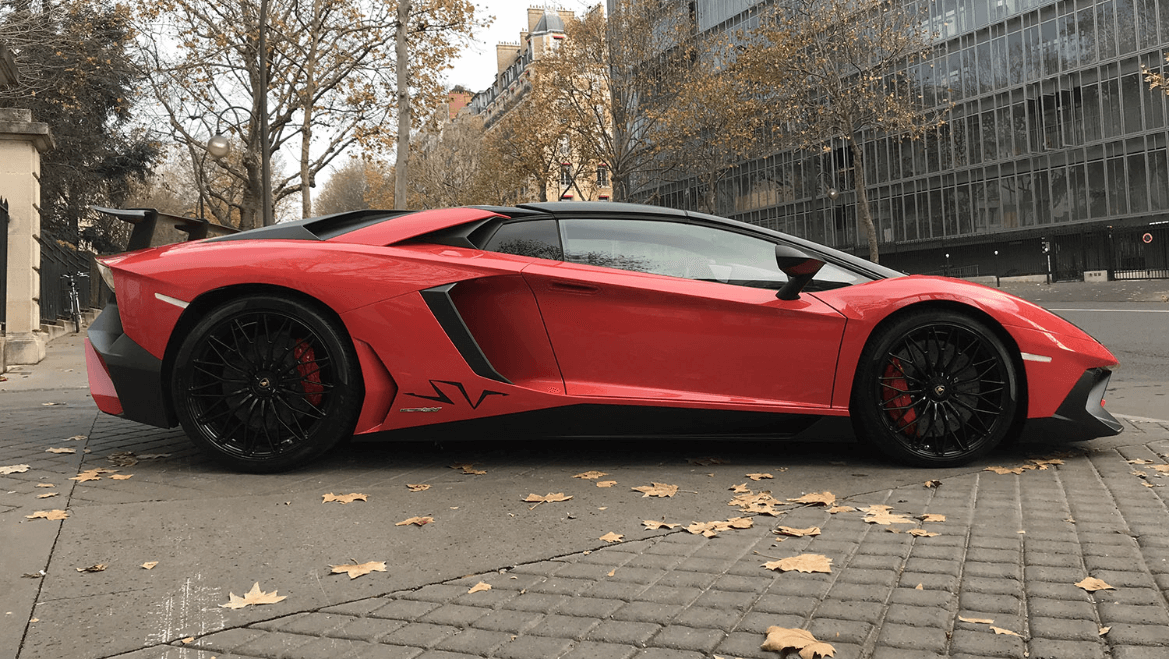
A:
[170,295,363,472]
[851,310,1022,467]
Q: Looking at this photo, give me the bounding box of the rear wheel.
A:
[851,310,1021,467]
[171,295,362,472]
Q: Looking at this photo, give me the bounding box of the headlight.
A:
[95,260,116,294]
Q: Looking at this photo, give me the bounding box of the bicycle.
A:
[62,271,89,333]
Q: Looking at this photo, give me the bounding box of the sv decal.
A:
[405,380,508,410]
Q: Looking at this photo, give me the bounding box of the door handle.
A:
[548,280,600,294]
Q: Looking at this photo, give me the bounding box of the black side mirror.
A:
[775,244,825,300]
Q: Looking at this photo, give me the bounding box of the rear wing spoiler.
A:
[91,206,239,252]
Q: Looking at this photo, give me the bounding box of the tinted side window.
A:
[483,219,563,260]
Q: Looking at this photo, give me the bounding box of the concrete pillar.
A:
[1,108,54,366]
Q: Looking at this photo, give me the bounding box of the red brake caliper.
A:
[293,343,324,407]
[881,358,917,436]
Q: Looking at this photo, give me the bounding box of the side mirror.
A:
[775,244,825,300]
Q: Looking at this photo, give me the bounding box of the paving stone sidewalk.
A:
[108,439,1168,659]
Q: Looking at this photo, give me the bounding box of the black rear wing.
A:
[91,206,239,252]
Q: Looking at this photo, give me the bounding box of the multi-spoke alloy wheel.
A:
[171,295,361,472]
[852,310,1021,467]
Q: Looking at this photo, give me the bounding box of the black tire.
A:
[170,295,362,472]
[850,310,1021,467]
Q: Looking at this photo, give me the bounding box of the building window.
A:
[596,164,609,187]
[560,163,573,187]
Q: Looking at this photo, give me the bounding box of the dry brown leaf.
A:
[686,457,728,465]
[76,564,107,573]
[915,583,923,590]
[1142,482,1155,488]
[107,451,139,467]
[41,402,63,406]
[141,562,158,570]
[746,473,773,481]
[71,468,114,482]
[572,470,608,480]
[596,480,617,488]
[958,616,995,624]
[322,492,368,504]
[65,435,87,441]
[468,581,491,593]
[908,529,939,537]
[729,491,782,508]
[45,448,75,454]
[918,513,946,522]
[1098,626,1110,636]
[861,505,916,525]
[763,553,832,574]
[1152,464,1169,474]
[924,480,941,488]
[775,526,821,537]
[687,517,753,538]
[406,484,431,492]
[0,464,30,475]
[395,516,433,527]
[523,492,572,503]
[1029,458,1064,469]
[760,626,836,658]
[36,483,55,488]
[606,568,616,577]
[632,482,678,498]
[599,532,623,543]
[828,505,855,514]
[330,560,387,579]
[787,491,835,506]
[110,474,133,480]
[36,492,58,499]
[220,582,287,609]
[984,465,1035,475]
[450,463,486,475]
[1075,577,1114,591]
[180,637,194,644]
[642,520,680,530]
[729,483,751,493]
[25,510,68,520]
[1127,459,1154,464]
[990,626,1020,637]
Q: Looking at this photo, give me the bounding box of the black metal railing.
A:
[0,197,8,328]
[39,231,95,325]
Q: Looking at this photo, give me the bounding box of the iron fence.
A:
[39,231,95,325]
[0,198,8,328]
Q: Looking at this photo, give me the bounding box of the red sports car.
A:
[86,202,1122,471]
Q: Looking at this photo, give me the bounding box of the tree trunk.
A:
[300,0,322,219]
[849,134,879,263]
[393,0,411,209]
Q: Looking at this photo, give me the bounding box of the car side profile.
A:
[86,202,1122,472]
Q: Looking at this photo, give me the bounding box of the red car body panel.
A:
[91,205,1120,451]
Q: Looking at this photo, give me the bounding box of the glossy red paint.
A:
[84,339,122,415]
[331,207,504,246]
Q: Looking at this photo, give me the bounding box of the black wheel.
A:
[171,295,362,472]
[851,310,1021,467]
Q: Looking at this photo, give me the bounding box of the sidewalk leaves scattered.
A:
[111,474,133,480]
[958,616,995,624]
[25,510,68,520]
[775,526,820,538]
[37,492,58,499]
[596,480,617,487]
[36,483,54,488]
[220,582,286,609]
[729,483,751,493]
[406,484,431,492]
[918,513,946,522]
[450,463,486,475]
[1128,459,1154,464]
[46,448,75,454]
[322,492,367,504]
[330,560,386,579]
[71,468,115,482]
[861,504,915,525]
[64,435,87,441]
[907,529,939,537]
[467,581,491,593]
[990,626,1020,637]
[688,517,753,538]
[1099,626,1111,636]
[396,516,433,526]
[76,564,107,573]
[827,505,855,514]
[642,520,680,530]
[762,553,832,574]
[632,482,678,498]
[760,626,835,658]
[746,473,773,481]
[107,452,138,467]
[572,470,608,480]
[141,562,158,570]
[1152,464,1168,474]
[924,479,941,488]
[1075,576,1114,591]
[787,491,835,506]
[599,532,624,543]
[523,492,572,503]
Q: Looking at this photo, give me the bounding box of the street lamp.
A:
[945,252,951,277]
[207,134,230,159]
[994,249,1000,288]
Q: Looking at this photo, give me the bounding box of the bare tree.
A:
[408,113,492,208]
[736,0,943,262]
[314,157,375,215]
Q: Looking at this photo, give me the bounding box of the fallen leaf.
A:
[330,560,387,579]
[36,483,54,488]
[65,435,87,441]
[599,532,623,543]
[760,626,836,658]
[984,465,1034,475]
[596,480,617,488]
[25,510,68,520]
[76,564,107,573]
[110,474,133,480]
[827,505,855,514]
[924,480,941,488]
[688,517,754,537]
[28,618,37,623]
[990,626,1020,637]
[687,457,728,465]
[918,514,946,522]
[908,529,939,537]
[632,482,678,498]
[0,464,31,475]
[322,493,367,504]
[1075,577,1114,592]
[523,492,572,503]
[746,473,773,481]
[729,483,751,493]
[787,491,835,506]
[106,451,138,467]
[450,463,486,475]
[775,526,821,537]
[643,520,680,530]
[729,491,783,511]
[41,402,63,406]
[573,470,608,480]
[1142,482,1155,488]
[406,484,431,492]
[220,582,286,609]
[70,468,114,483]
[763,554,832,574]
[1029,458,1064,469]
[22,571,45,578]
[958,616,995,624]
[1098,626,1110,636]
[45,448,75,454]
[1128,459,1154,464]
[1152,464,1168,474]
[606,568,616,577]
[36,492,58,499]
[861,504,915,525]
[395,516,433,526]
[141,562,158,570]
[468,582,491,593]
[915,583,923,590]
[180,637,194,644]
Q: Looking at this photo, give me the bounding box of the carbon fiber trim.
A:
[420,283,511,385]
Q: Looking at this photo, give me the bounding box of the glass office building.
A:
[639,0,1168,279]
